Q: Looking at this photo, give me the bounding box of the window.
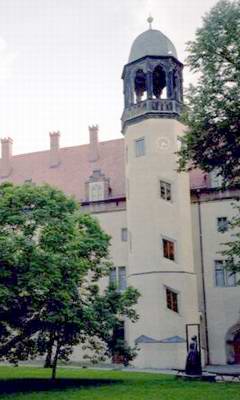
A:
[89,181,104,202]
[121,228,128,242]
[135,138,145,157]
[210,169,223,188]
[166,288,179,313]
[217,217,228,233]
[163,238,175,261]
[160,180,172,201]
[109,267,127,291]
[214,260,236,287]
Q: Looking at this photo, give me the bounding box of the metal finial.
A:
[147,15,153,30]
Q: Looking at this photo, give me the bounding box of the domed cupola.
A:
[121,17,183,132]
[128,28,177,63]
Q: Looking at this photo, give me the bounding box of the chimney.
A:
[49,131,60,167]
[88,125,99,162]
[1,137,13,177]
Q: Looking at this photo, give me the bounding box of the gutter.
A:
[196,193,210,365]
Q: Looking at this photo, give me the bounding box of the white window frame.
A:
[164,285,180,314]
[214,260,236,287]
[89,181,105,202]
[109,266,127,292]
[217,217,229,233]
[210,169,223,188]
[135,137,145,157]
[160,180,172,202]
[161,235,177,262]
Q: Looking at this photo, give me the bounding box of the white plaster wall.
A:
[136,343,186,369]
[124,118,199,369]
[96,209,128,269]
[71,209,128,362]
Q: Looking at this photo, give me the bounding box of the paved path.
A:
[1,361,240,378]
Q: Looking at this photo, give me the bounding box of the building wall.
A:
[124,117,199,369]
[71,208,128,362]
[192,198,240,365]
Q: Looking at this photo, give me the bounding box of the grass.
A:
[0,366,240,400]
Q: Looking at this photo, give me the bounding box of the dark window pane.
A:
[217,217,228,233]
[118,267,127,291]
[163,239,175,261]
[166,288,178,313]
[109,268,117,286]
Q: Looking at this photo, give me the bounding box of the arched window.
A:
[153,65,166,99]
[134,69,146,103]
[226,325,240,364]
[173,69,179,101]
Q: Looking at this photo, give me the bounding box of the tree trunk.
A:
[51,339,61,380]
[44,332,55,368]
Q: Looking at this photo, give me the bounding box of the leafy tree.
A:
[178,0,240,186]
[222,204,240,281]
[177,1,240,284]
[0,182,139,379]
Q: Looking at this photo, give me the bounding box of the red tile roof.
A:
[0,137,207,202]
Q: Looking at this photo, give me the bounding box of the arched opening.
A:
[172,69,179,101]
[134,69,146,103]
[226,324,240,364]
[153,65,167,99]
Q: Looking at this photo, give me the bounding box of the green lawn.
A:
[0,366,240,400]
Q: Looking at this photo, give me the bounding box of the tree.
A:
[222,203,240,282]
[0,182,139,379]
[178,0,240,186]
[177,1,240,284]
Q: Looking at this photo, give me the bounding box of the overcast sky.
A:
[0,0,217,155]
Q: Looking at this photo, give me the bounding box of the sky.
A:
[0,0,218,155]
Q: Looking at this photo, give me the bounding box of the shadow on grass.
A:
[0,378,121,395]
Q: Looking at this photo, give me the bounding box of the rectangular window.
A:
[121,228,128,242]
[163,238,175,261]
[214,260,236,287]
[109,267,117,286]
[109,266,127,292]
[166,288,179,313]
[210,169,223,188]
[118,267,127,291]
[217,217,228,233]
[89,181,104,202]
[160,180,172,201]
[135,138,145,157]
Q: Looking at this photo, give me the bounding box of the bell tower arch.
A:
[122,19,183,132]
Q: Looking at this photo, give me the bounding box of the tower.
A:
[122,19,199,369]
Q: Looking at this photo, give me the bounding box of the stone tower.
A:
[122,19,199,369]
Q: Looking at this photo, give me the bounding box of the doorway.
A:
[233,332,240,364]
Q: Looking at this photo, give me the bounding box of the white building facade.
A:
[0,23,240,369]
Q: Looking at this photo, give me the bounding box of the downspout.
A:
[197,193,210,365]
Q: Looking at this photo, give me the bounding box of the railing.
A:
[122,99,182,123]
